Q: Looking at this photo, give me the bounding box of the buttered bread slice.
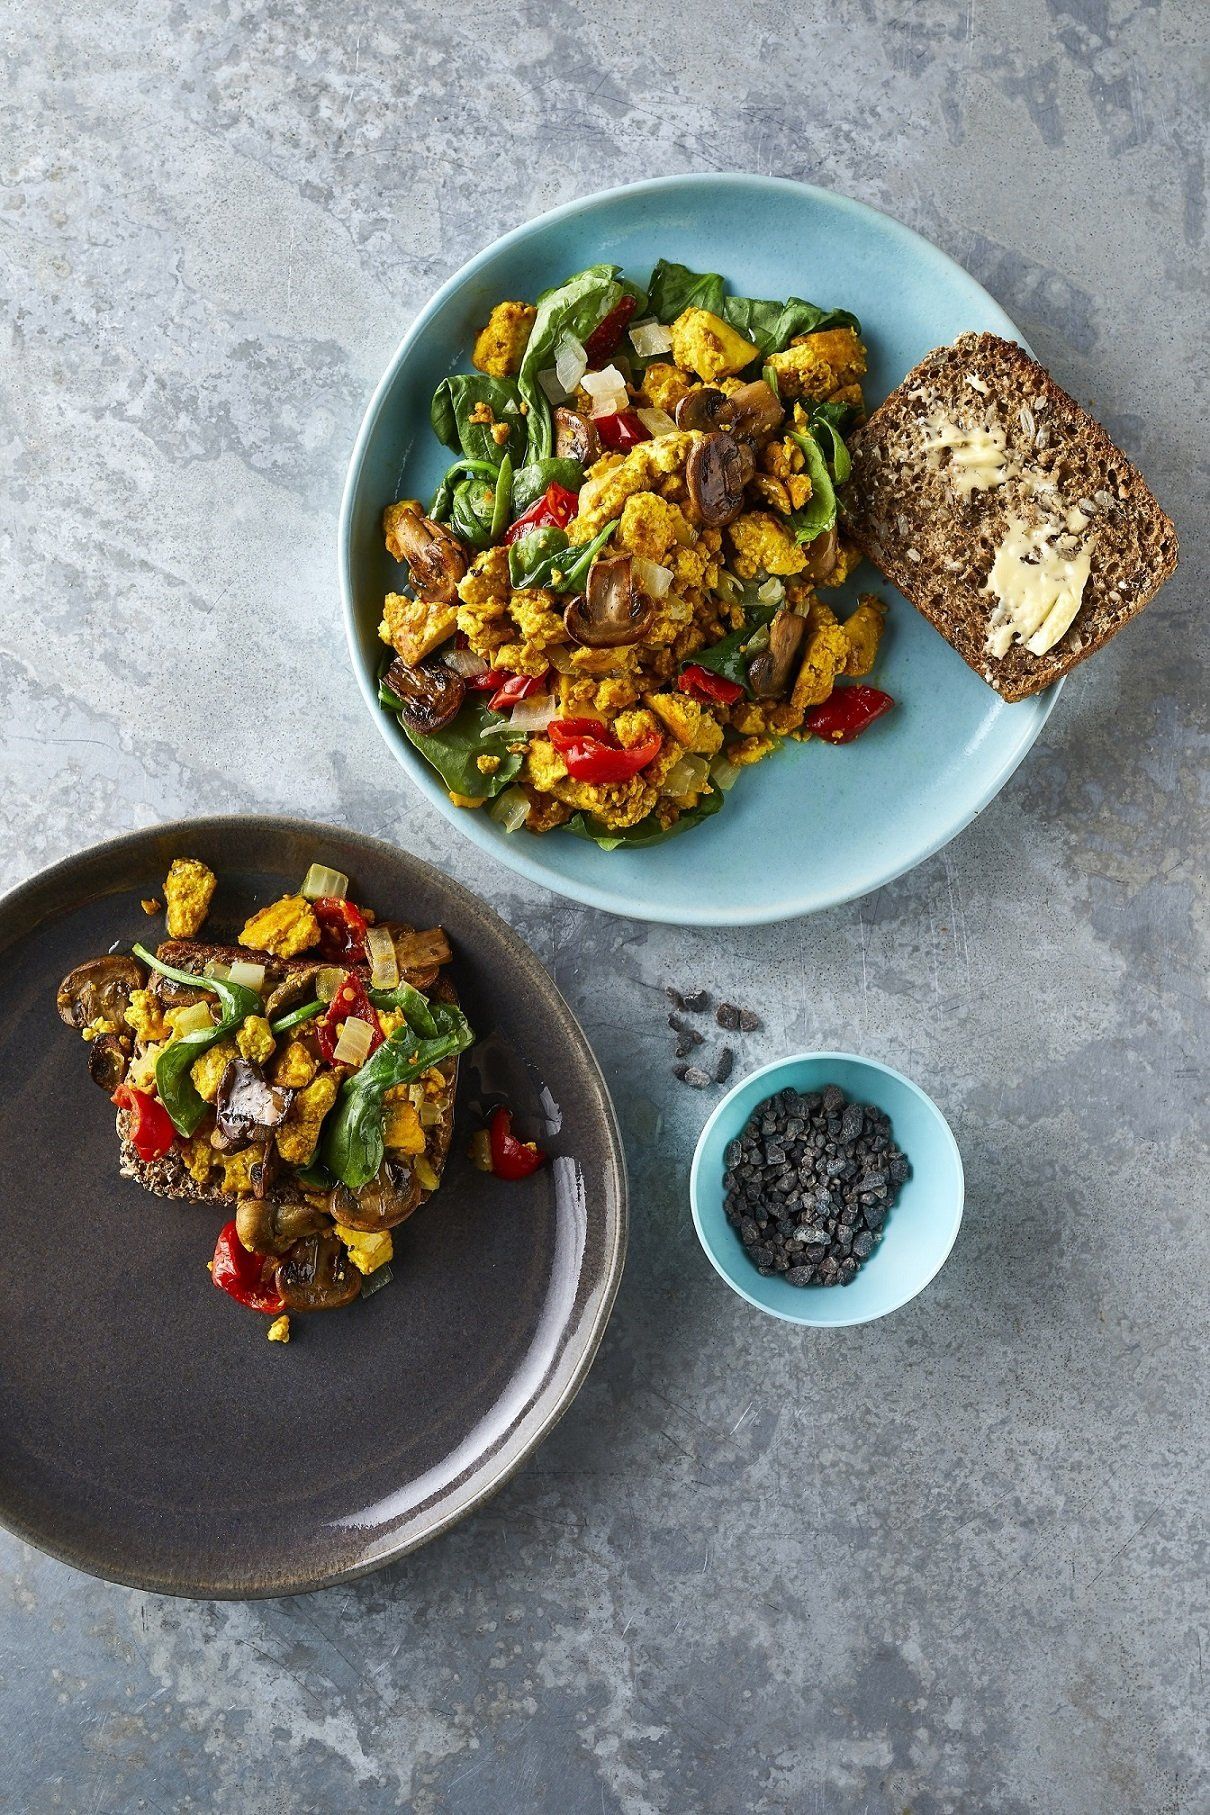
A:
[843,333,1179,701]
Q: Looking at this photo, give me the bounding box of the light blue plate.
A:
[690,1053,965,1327]
[340,173,1060,926]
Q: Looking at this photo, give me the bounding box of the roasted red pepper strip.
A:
[594,409,651,453]
[465,667,507,692]
[314,896,368,961]
[803,684,894,744]
[488,1106,547,1181]
[504,482,579,545]
[316,972,384,1064]
[678,663,744,707]
[111,1083,176,1163]
[547,716,663,783]
[488,671,550,714]
[582,294,637,364]
[211,1220,285,1314]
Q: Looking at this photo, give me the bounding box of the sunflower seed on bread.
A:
[843,333,1179,701]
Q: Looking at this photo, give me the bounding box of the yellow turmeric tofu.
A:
[383,1097,426,1154]
[791,603,852,709]
[124,988,169,1044]
[669,308,759,382]
[163,858,217,939]
[220,1146,265,1198]
[727,512,808,579]
[273,1041,318,1089]
[238,895,320,959]
[472,301,536,377]
[189,1039,238,1104]
[639,362,698,414]
[841,595,887,677]
[335,1225,394,1275]
[647,693,724,756]
[235,1015,276,1065]
[380,593,459,664]
[767,327,867,401]
[275,1073,338,1165]
[382,499,424,562]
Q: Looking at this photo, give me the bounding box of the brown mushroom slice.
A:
[386,924,452,973]
[722,379,784,445]
[384,655,466,737]
[236,1194,330,1258]
[674,387,730,432]
[87,1034,129,1093]
[564,555,657,649]
[329,1161,425,1234]
[799,524,839,584]
[385,509,468,603]
[685,432,748,527]
[56,955,144,1030]
[748,609,808,699]
[553,407,600,465]
[215,1059,293,1147]
[275,1231,363,1312]
[262,966,323,1023]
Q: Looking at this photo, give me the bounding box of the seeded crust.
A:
[843,333,1179,701]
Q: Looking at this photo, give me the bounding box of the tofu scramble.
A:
[378,259,894,848]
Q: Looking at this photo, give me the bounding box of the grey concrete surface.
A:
[1,0,1207,1809]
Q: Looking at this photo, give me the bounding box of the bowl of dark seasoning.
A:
[690,1054,964,1326]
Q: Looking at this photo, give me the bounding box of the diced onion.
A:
[756,576,785,605]
[554,333,587,394]
[365,923,399,990]
[632,557,674,599]
[710,754,742,792]
[418,1101,442,1127]
[507,694,557,734]
[581,364,630,417]
[490,784,531,833]
[415,1156,440,1192]
[227,960,266,992]
[443,647,489,678]
[203,959,231,982]
[332,1016,375,1066]
[170,1002,215,1037]
[359,1262,393,1300]
[629,318,675,357]
[714,570,743,603]
[538,367,566,403]
[662,753,711,801]
[315,966,346,1003]
[635,405,677,438]
[300,862,348,901]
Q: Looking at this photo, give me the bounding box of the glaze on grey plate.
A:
[0,818,627,1599]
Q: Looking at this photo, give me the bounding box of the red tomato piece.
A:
[110,1083,176,1163]
[594,410,651,453]
[316,972,384,1064]
[803,684,894,744]
[504,482,579,544]
[313,896,368,962]
[488,1106,547,1180]
[582,294,637,363]
[547,716,662,783]
[211,1221,285,1314]
[677,664,744,707]
[488,671,550,714]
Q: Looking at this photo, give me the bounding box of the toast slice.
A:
[843,333,1179,700]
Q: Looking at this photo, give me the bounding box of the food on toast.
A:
[843,333,1178,700]
[57,857,474,1334]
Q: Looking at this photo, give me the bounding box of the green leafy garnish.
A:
[511,457,584,516]
[644,259,859,355]
[321,1002,475,1189]
[518,265,639,463]
[788,431,838,545]
[367,981,439,1038]
[269,999,325,1035]
[507,519,618,592]
[803,401,854,485]
[132,944,261,1137]
[489,451,513,542]
[391,696,524,801]
[646,259,726,322]
[430,374,526,465]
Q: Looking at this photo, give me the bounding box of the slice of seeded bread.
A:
[843,333,1179,700]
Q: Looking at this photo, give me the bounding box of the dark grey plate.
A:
[0,817,626,1598]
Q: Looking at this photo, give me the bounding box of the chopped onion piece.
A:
[415,1156,440,1192]
[203,959,231,982]
[710,754,742,792]
[507,694,556,734]
[629,318,674,357]
[365,923,399,990]
[554,333,587,394]
[632,557,674,599]
[315,966,346,1003]
[713,570,743,603]
[443,647,489,678]
[332,1016,375,1066]
[300,862,348,901]
[418,1101,442,1127]
[662,753,711,801]
[359,1262,393,1300]
[538,367,566,404]
[756,576,785,605]
[636,405,677,438]
[170,1002,215,1037]
[227,960,266,992]
[490,784,531,834]
[581,364,630,417]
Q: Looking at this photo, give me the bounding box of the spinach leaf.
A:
[565,782,725,850]
[321,1002,475,1190]
[392,697,525,800]
[367,981,438,1038]
[270,998,325,1035]
[511,457,584,516]
[132,943,261,1137]
[721,295,861,357]
[690,604,779,690]
[803,400,854,484]
[449,475,497,549]
[518,265,632,463]
[429,456,499,523]
[430,374,527,464]
[507,519,618,592]
[489,452,513,541]
[646,259,726,322]
[788,430,837,545]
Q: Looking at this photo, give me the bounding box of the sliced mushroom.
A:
[384,655,466,736]
[235,1193,329,1257]
[685,432,748,527]
[553,407,600,465]
[747,609,807,699]
[387,925,452,972]
[385,510,468,602]
[87,1034,129,1093]
[215,1060,293,1147]
[721,379,784,445]
[799,524,839,584]
[674,387,730,431]
[275,1231,363,1312]
[56,955,144,1030]
[328,1161,424,1233]
[263,966,323,1024]
[564,555,657,648]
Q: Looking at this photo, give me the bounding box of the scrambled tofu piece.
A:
[236,1015,276,1065]
[380,592,459,664]
[163,858,217,939]
[267,1315,291,1344]
[727,511,808,579]
[841,595,886,677]
[766,327,867,401]
[791,601,851,709]
[640,362,698,414]
[189,1039,238,1103]
[181,1134,215,1184]
[728,734,780,765]
[571,434,697,541]
[383,1096,426,1153]
[239,894,320,959]
[669,308,759,382]
[472,300,536,377]
[276,1073,338,1165]
[220,1146,265,1197]
[377,1008,408,1040]
[616,492,693,564]
[336,1224,394,1274]
[125,988,169,1044]
[273,1041,317,1089]
[647,692,724,756]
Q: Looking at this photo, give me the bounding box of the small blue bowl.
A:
[690,1053,964,1327]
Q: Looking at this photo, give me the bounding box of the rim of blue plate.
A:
[339,172,1062,926]
[689,1051,965,1327]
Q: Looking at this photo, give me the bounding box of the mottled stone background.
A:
[1,0,1206,1809]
